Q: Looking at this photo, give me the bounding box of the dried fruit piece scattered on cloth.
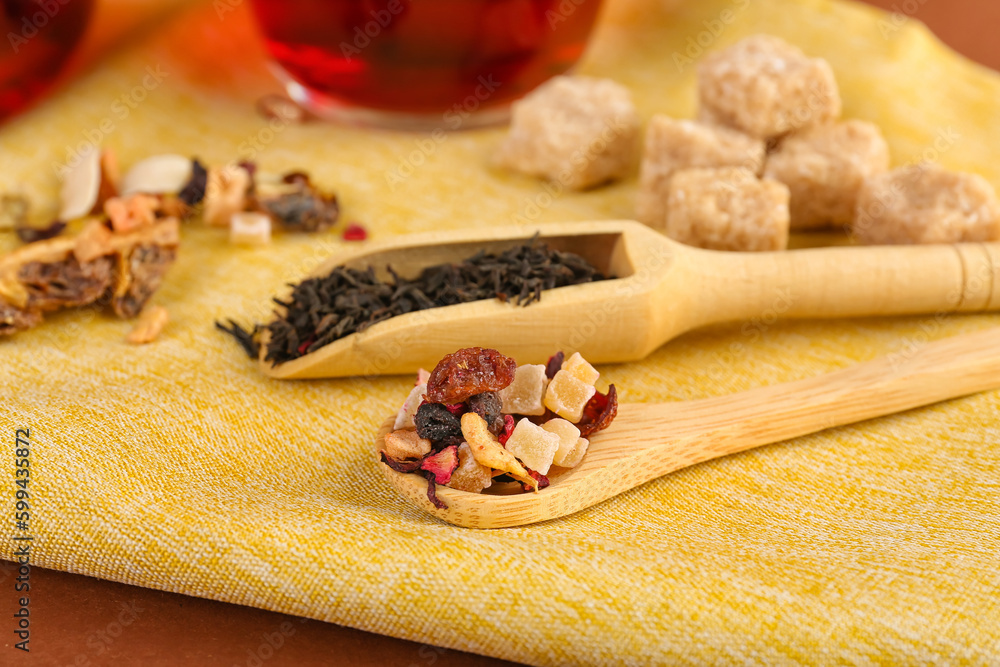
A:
[0,218,180,336]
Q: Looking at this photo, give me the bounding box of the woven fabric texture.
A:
[2,0,999,664]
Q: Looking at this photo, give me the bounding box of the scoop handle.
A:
[621,325,1000,474]
[677,243,1000,330]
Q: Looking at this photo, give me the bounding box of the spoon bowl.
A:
[262,220,1000,379]
[377,327,1000,528]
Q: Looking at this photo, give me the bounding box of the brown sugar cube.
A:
[636,116,765,230]
[665,167,790,251]
[764,120,890,229]
[494,75,641,190]
[853,163,1000,245]
[697,35,842,141]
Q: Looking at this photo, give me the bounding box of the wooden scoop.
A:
[262,220,1000,378]
[376,326,1000,528]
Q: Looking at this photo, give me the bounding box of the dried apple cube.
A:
[230,212,271,246]
[496,363,548,416]
[560,352,599,385]
[544,370,597,423]
[559,437,590,469]
[541,418,582,467]
[394,383,428,430]
[383,429,432,460]
[446,442,493,493]
[504,418,561,475]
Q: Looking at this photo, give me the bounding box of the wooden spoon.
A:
[376,326,1000,528]
[261,220,1000,379]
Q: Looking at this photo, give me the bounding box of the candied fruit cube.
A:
[504,418,561,475]
[697,35,841,141]
[394,383,428,430]
[560,352,599,386]
[544,370,597,423]
[497,364,548,416]
[494,75,641,190]
[764,120,890,229]
[636,116,765,230]
[446,442,493,493]
[541,418,582,466]
[853,163,1000,245]
[559,438,590,469]
[229,211,271,246]
[383,429,432,461]
[665,167,790,251]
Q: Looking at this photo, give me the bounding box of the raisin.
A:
[544,351,564,379]
[577,384,618,437]
[414,402,463,447]
[425,347,517,404]
[467,392,503,434]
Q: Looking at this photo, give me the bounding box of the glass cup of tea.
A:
[0,0,95,124]
[249,0,604,131]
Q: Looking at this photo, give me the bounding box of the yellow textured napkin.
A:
[2,0,1000,663]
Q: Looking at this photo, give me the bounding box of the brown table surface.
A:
[5,1,999,665]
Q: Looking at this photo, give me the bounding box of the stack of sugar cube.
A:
[636,34,999,247]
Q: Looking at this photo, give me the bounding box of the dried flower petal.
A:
[521,469,550,492]
[379,451,423,474]
[424,470,447,509]
[498,414,516,445]
[577,384,618,437]
[545,351,565,379]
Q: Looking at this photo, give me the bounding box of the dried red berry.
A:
[544,351,564,379]
[444,403,466,416]
[380,451,423,474]
[342,223,367,241]
[420,445,459,485]
[498,414,515,445]
[577,384,618,437]
[425,347,517,404]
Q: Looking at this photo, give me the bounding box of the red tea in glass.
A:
[249,0,604,130]
[0,0,94,123]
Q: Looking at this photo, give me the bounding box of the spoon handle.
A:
[622,326,1000,475]
[675,243,1000,332]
